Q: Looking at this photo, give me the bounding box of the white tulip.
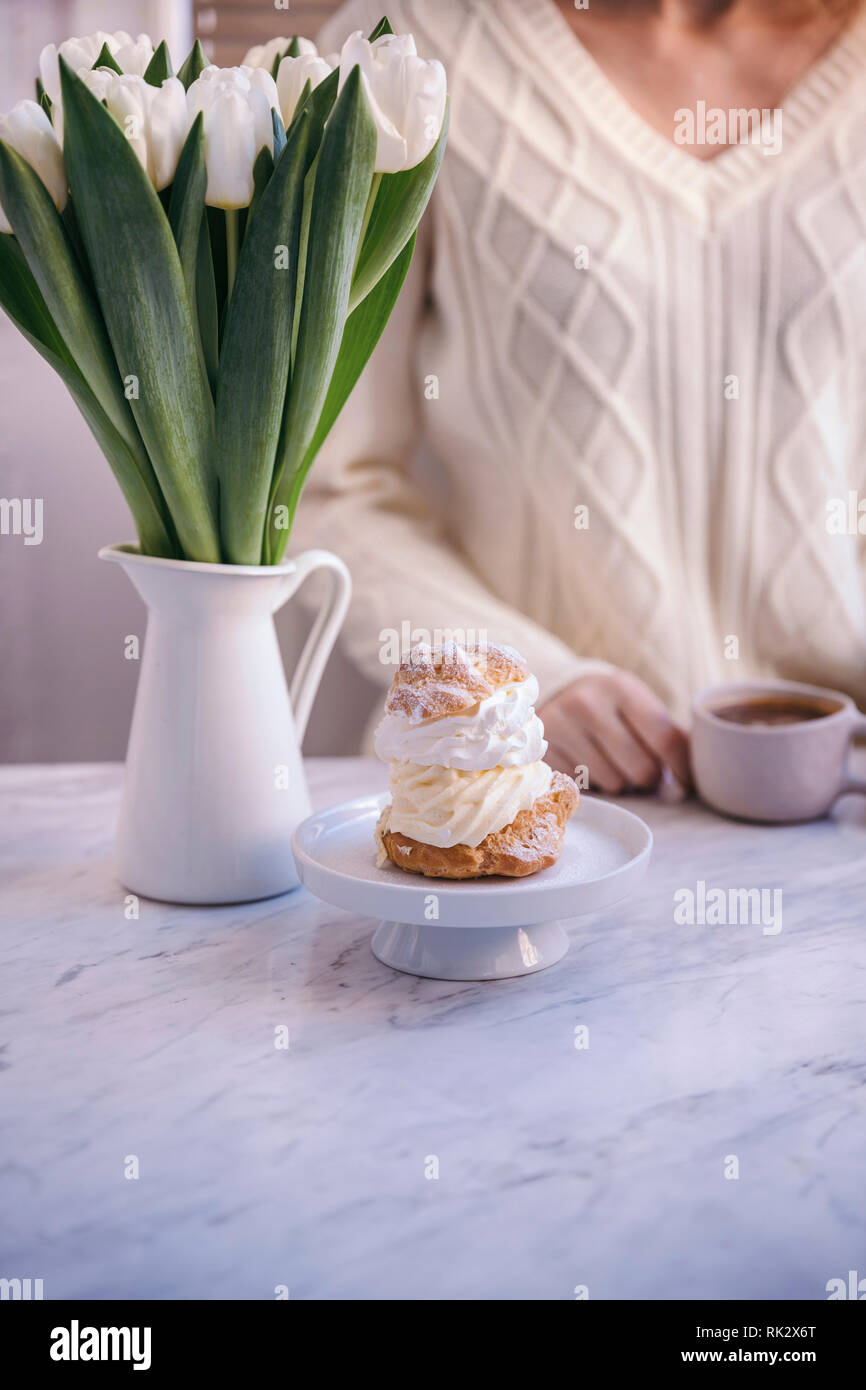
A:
[186,66,280,209]
[108,32,156,78]
[0,99,67,233]
[77,71,187,191]
[39,30,155,106]
[337,31,446,174]
[276,51,334,127]
[242,35,317,70]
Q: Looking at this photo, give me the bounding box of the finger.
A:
[619,697,691,788]
[587,711,661,789]
[583,733,628,793]
[546,734,623,794]
[547,691,658,789]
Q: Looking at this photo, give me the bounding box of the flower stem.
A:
[225,209,239,300]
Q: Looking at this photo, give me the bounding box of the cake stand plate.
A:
[292,793,652,981]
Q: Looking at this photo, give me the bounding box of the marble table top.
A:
[1,757,864,1301]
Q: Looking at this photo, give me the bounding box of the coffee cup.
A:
[691,679,866,823]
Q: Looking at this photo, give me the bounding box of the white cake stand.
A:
[292,793,652,981]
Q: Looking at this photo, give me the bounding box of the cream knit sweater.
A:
[294,0,866,727]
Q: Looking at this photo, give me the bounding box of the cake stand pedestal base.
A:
[292,792,653,984]
[370,919,570,981]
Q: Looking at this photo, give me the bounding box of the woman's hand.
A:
[539,670,690,794]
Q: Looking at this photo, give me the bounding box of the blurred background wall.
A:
[0,0,380,762]
[192,0,338,66]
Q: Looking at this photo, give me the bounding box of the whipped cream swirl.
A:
[374,675,547,771]
[386,759,553,848]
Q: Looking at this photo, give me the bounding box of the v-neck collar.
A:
[499,0,866,226]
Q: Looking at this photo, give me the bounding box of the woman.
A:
[295,0,866,790]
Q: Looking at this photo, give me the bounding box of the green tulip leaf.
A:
[305,67,340,133]
[144,40,173,87]
[369,17,395,40]
[92,43,122,74]
[177,39,209,91]
[0,138,144,462]
[249,144,274,223]
[60,57,219,561]
[272,105,287,160]
[195,214,219,393]
[168,114,206,293]
[216,111,312,564]
[0,230,76,356]
[206,204,228,330]
[59,200,89,274]
[168,113,216,394]
[270,230,416,561]
[269,65,377,544]
[269,41,292,81]
[0,233,176,555]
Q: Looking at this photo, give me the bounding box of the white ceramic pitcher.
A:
[100,544,351,904]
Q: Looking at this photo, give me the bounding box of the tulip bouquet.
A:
[0,19,447,563]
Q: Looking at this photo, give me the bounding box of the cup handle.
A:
[285,549,352,745]
[840,713,866,796]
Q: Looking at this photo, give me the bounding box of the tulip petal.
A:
[337,30,446,173]
[187,66,281,208]
[349,95,448,311]
[202,90,256,207]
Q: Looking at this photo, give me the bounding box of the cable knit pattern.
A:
[292,0,866,727]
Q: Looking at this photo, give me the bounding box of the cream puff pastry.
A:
[374,641,578,878]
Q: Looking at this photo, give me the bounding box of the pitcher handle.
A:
[286,550,352,745]
[839,712,866,797]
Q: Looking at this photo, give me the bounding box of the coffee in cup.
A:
[691,680,866,823]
